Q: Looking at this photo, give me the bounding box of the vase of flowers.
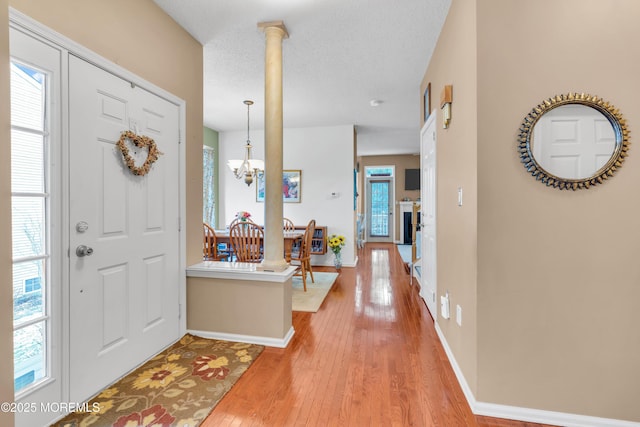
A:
[236,211,251,222]
[328,234,346,270]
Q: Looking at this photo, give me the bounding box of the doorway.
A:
[365,166,395,243]
[68,55,181,402]
[10,15,186,426]
[420,112,437,318]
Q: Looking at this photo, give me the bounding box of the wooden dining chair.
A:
[229,221,264,263]
[283,217,295,232]
[203,222,228,261]
[291,219,316,291]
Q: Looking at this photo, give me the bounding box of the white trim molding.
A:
[434,323,639,427]
[189,327,295,349]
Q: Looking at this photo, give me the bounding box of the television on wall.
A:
[404,168,420,190]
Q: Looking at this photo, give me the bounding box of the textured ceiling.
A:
[153,0,451,156]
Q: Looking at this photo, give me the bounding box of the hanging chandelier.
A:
[227,100,264,186]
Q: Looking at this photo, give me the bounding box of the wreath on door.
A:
[116,130,163,176]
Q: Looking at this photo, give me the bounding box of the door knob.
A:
[76,245,94,257]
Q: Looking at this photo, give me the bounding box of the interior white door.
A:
[68,55,180,402]
[420,113,437,319]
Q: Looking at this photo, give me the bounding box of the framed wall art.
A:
[256,169,301,203]
[424,82,431,122]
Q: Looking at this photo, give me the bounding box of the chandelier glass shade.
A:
[227,100,264,186]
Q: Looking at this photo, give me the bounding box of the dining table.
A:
[214,229,304,262]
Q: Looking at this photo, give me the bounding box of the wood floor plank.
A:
[201,243,557,427]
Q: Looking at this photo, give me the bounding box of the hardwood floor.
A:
[202,243,556,427]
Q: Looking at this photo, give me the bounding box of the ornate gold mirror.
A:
[518,93,630,190]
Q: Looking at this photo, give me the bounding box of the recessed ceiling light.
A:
[370,99,383,107]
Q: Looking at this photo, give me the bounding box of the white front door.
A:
[420,113,437,319]
[68,55,180,401]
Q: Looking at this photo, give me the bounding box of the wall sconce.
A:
[440,85,453,129]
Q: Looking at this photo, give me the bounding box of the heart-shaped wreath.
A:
[116,130,163,176]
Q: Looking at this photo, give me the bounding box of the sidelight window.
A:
[11,61,50,394]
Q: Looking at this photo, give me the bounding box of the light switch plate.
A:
[456,304,462,326]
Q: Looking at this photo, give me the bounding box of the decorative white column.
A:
[258,21,289,272]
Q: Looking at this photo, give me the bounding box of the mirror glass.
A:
[518,93,629,190]
[531,104,615,180]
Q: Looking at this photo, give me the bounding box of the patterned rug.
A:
[52,334,263,427]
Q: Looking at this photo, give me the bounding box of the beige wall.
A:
[420,0,479,395]
[358,154,421,240]
[477,0,640,421]
[424,0,640,422]
[188,277,292,339]
[1,0,202,420]
[0,2,14,425]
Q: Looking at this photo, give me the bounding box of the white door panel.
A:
[68,55,180,402]
[420,113,437,319]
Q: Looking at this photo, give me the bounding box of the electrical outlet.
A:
[440,293,450,319]
[456,304,462,326]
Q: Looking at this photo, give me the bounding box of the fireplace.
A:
[398,201,419,244]
[403,212,412,244]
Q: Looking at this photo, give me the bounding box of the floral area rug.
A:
[52,334,263,427]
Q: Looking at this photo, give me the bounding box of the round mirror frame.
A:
[518,93,630,190]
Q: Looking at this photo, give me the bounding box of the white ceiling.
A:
[153,0,451,156]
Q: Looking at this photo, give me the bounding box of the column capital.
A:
[257,20,289,39]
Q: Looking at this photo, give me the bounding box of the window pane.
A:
[12,196,45,259]
[11,129,45,193]
[370,181,389,237]
[203,147,216,226]
[10,63,45,131]
[13,259,45,326]
[14,321,46,392]
[11,59,50,398]
[366,167,393,177]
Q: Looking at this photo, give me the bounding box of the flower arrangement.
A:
[236,211,251,221]
[327,234,346,255]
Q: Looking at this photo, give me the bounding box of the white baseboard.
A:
[188,326,295,348]
[434,323,639,427]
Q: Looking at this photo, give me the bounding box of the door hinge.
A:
[178,303,182,319]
